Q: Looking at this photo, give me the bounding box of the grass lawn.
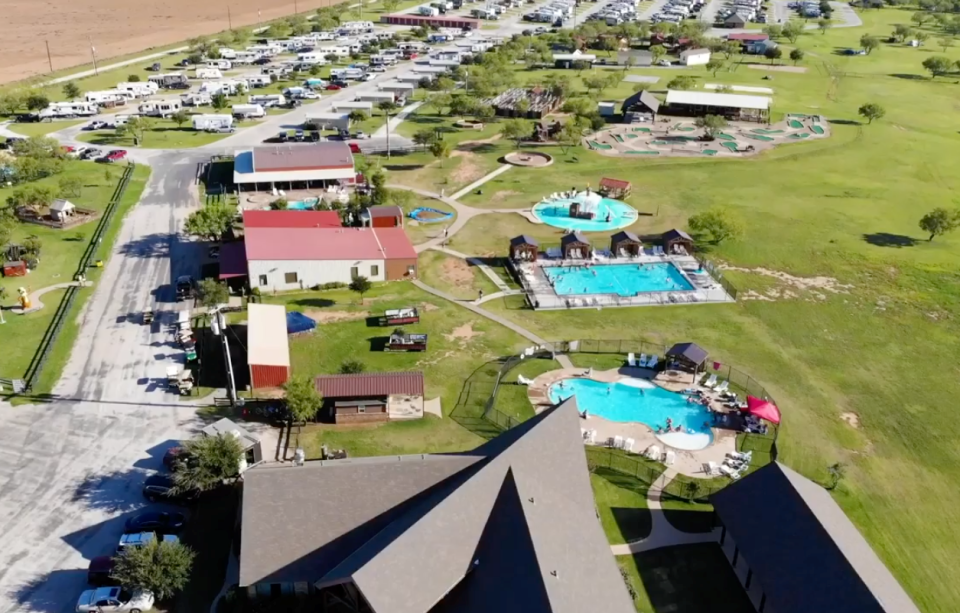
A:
[417,250,500,301]
[1,163,151,391]
[7,120,84,137]
[618,544,756,613]
[255,281,530,458]
[591,467,652,545]
[75,118,259,148]
[397,196,456,245]
[375,146,504,195]
[423,10,960,611]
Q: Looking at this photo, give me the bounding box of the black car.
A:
[143,474,198,503]
[125,511,186,534]
[253,57,271,65]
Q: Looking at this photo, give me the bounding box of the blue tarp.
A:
[286,311,317,335]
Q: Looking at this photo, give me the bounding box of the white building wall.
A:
[249,259,386,290]
[683,52,711,66]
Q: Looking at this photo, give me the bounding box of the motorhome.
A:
[337,20,374,34]
[232,51,260,64]
[297,52,329,65]
[318,45,350,58]
[147,73,189,88]
[195,68,223,80]
[199,80,247,96]
[85,90,129,105]
[232,103,266,119]
[249,94,286,107]
[117,81,159,97]
[39,101,99,118]
[247,44,282,56]
[418,5,440,15]
[330,67,365,80]
[245,75,272,88]
[192,114,234,131]
[180,92,212,106]
[313,31,336,41]
[397,42,428,52]
[219,48,238,59]
[282,86,319,100]
[138,99,182,117]
[205,59,233,70]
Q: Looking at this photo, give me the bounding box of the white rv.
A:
[39,101,99,118]
[205,59,233,71]
[117,81,159,97]
[85,90,129,105]
[330,68,365,80]
[249,94,286,108]
[297,52,329,65]
[219,48,238,59]
[232,51,260,64]
[318,45,350,58]
[180,92,212,107]
[147,73,188,88]
[199,80,246,96]
[247,44,282,56]
[195,68,224,80]
[138,99,182,117]
[232,103,265,119]
[192,114,234,131]
[245,75,272,88]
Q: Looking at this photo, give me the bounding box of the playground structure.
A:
[586,114,829,158]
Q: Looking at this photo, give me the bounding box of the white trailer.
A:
[192,114,235,131]
[85,90,129,104]
[332,100,373,112]
[199,80,246,96]
[138,99,182,117]
[247,44,282,56]
[249,94,286,107]
[205,59,233,70]
[378,81,415,94]
[117,81,159,97]
[297,52,329,65]
[304,112,351,131]
[318,45,350,58]
[219,48,238,59]
[180,92,212,106]
[232,51,260,64]
[232,103,265,119]
[195,68,224,80]
[356,91,396,103]
[39,101,99,118]
[245,75,272,88]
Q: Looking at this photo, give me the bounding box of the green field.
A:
[75,120,247,148]
[7,120,84,137]
[417,250,500,301]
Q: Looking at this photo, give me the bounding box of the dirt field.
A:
[0,0,342,84]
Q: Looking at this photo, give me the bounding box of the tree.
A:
[110,539,195,600]
[428,139,451,167]
[172,433,244,493]
[666,76,696,90]
[412,129,439,148]
[918,207,960,241]
[197,278,229,307]
[347,110,369,126]
[25,92,49,111]
[570,60,590,75]
[22,235,42,255]
[857,102,885,124]
[339,359,365,374]
[860,34,880,54]
[349,275,372,303]
[937,37,953,53]
[62,81,81,100]
[170,109,189,129]
[582,74,612,95]
[694,114,728,139]
[790,48,806,65]
[764,46,784,64]
[721,40,741,60]
[817,17,832,34]
[117,116,153,145]
[921,55,953,78]
[448,94,477,117]
[283,376,321,423]
[382,0,400,11]
[558,116,589,153]
[826,462,846,490]
[915,31,929,46]
[688,206,744,244]
[912,11,931,27]
[501,118,530,149]
[211,92,229,111]
[632,82,652,93]
[183,202,234,241]
[127,74,141,82]
[58,174,83,197]
[8,184,57,207]
[763,24,783,40]
[782,21,804,43]
[649,44,666,65]
[893,23,914,42]
[705,58,725,77]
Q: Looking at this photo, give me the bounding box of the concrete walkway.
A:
[610,469,720,555]
[9,280,91,314]
[373,101,425,138]
[451,165,513,200]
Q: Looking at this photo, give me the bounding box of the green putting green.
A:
[788,133,811,139]
[811,125,825,135]
[753,129,784,134]
[626,150,661,155]
[625,134,638,139]
[632,127,652,132]
[788,120,804,129]
[702,150,718,156]
[612,134,624,143]
[589,141,613,150]
[676,127,696,132]
[746,134,775,142]
[716,133,736,141]
[720,141,739,152]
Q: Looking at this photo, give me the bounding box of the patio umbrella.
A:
[744,396,781,424]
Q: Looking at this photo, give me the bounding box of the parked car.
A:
[124,511,186,534]
[76,587,154,613]
[86,557,114,586]
[253,57,271,65]
[175,59,192,67]
[146,62,161,71]
[325,83,342,91]
[87,120,107,130]
[354,131,366,139]
[369,65,386,72]
[80,148,102,160]
[117,532,179,554]
[142,474,198,503]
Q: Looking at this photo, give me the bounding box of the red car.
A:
[325,83,342,91]
[109,149,128,159]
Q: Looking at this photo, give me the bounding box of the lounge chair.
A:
[719,464,741,479]
[665,450,676,466]
[613,435,624,449]
[727,450,752,461]
[646,355,658,369]
[714,380,729,393]
[517,374,533,386]
[628,352,638,367]
[705,461,720,476]
[703,374,718,388]
[623,437,635,452]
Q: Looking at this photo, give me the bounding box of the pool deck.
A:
[527,366,737,479]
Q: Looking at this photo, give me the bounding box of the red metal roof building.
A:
[380,13,479,29]
[314,371,424,398]
[233,142,356,190]
[248,303,291,390]
[243,210,343,228]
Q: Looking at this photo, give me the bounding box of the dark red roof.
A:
[314,372,424,398]
[243,210,342,228]
[727,33,769,41]
[252,143,354,172]
[219,241,249,279]
[367,206,403,219]
[599,177,631,190]
[244,227,417,261]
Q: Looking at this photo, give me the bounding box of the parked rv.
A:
[138,99,182,118]
[249,94,286,107]
[180,92,212,107]
[232,104,266,119]
[195,68,223,80]
[192,114,235,132]
[39,102,99,119]
[117,81,159,97]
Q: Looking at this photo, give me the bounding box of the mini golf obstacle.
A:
[746,134,775,142]
[410,207,454,223]
[788,133,811,139]
[626,150,660,155]
[702,150,718,156]
[811,125,825,135]
[720,141,739,153]
[716,133,736,141]
[752,129,784,135]
[788,119,804,129]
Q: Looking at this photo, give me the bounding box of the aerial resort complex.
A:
[0,0,954,611]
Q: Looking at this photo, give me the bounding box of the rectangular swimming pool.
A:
[543,262,694,296]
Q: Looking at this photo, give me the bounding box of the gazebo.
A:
[610,230,642,257]
[49,199,76,222]
[560,232,592,260]
[599,177,632,199]
[509,235,539,261]
[665,342,709,377]
[662,229,694,255]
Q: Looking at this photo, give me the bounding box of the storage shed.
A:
[49,199,76,222]
[662,229,694,255]
[247,303,291,389]
[610,230,642,257]
[314,371,425,423]
[560,232,592,260]
[362,205,403,228]
[509,235,539,261]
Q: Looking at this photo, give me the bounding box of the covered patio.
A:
[610,230,642,257]
[665,342,709,380]
[663,229,694,255]
[509,235,540,261]
[561,232,592,259]
[599,177,632,199]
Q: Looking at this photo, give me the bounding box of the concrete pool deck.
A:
[526,366,738,478]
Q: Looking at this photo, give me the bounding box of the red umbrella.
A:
[744,396,781,424]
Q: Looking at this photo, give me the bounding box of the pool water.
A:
[549,378,713,450]
[287,198,319,210]
[532,197,637,232]
[544,263,694,296]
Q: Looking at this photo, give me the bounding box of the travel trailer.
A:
[180,92,212,107]
[138,99,183,117]
[232,103,266,119]
[195,68,223,80]
[84,90,129,105]
[205,59,233,70]
[249,94,286,108]
[116,81,159,97]
[39,101,99,118]
[147,73,189,88]
[297,52,329,65]
[245,75,272,88]
[192,114,235,131]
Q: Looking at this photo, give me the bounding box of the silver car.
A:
[76,587,154,613]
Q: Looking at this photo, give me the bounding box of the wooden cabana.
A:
[665,342,709,375]
[509,235,540,261]
[599,178,632,199]
[662,229,694,255]
[610,231,642,257]
[560,232,592,260]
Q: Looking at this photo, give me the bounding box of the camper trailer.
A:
[200,80,246,96]
[117,81,159,97]
[245,75,272,88]
[192,114,234,131]
[219,48,238,59]
[138,99,182,117]
[330,67,365,80]
[181,92,212,107]
[205,59,233,70]
[247,44,282,56]
[232,103,266,119]
[84,90,129,105]
[232,50,260,64]
[297,52,329,65]
[147,73,189,89]
[318,45,350,58]
[249,94,286,107]
[39,101,99,119]
[195,67,223,80]
[283,86,319,100]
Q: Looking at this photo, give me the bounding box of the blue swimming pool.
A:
[543,263,694,296]
[287,198,319,210]
[532,197,637,231]
[549,378,713,450]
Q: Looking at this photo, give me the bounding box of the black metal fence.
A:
[21,163,135,392]
[692,255,738,300]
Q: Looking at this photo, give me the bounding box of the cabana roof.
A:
[662,229,693,242]
[610,230,640,244]
[599,177,631,191]
[665,342,709,365]
[510,235,539,247]
[561,232,590,246]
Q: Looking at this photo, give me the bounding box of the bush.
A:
[312,281,347,291]
[128,74,141,82]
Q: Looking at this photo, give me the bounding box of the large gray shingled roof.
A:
[239,398,634,613]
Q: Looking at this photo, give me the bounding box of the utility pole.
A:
[385,110,391,158]
[295,0,299,13]
[45,40,54,73]
[89,37,99,75]
[228,5,233,30]
[212,308,238,406]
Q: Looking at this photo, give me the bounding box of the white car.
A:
[369,65,387,72]
[302,90,321,99]
[76,587,154,613]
